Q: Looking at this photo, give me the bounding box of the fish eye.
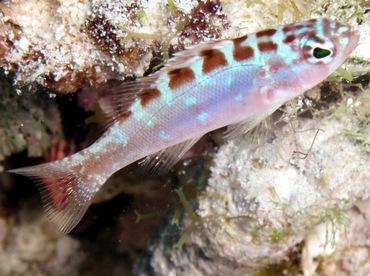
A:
[313,47,332,59]
[303,37,335,64]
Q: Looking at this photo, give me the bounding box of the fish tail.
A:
[9,161,102,234]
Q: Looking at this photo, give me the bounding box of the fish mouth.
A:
[331,26,359,72]
[344,28,360,58]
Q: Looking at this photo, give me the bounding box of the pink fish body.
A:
[10,18,359,233]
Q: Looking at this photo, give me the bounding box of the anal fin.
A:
[225,108,277,141]
[139,137,202,175]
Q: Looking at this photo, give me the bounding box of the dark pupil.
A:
[313,48,331,59]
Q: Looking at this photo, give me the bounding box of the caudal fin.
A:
[9,162,101,234]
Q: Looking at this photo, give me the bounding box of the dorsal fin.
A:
[165,39,228,70]
[98,77,158,124]
[98,39,229,126]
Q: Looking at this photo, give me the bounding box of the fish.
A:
[9,18,359,234]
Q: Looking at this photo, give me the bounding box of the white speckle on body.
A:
[197,111,209,123]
